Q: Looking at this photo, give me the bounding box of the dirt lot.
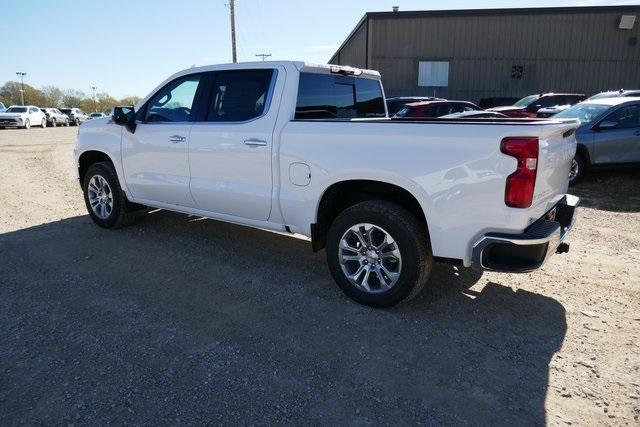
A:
[0,127,638,425]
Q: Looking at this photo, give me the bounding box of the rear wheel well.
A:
[312,180,427,251]
[78,151,113,185]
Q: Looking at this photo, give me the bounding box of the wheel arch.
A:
[78,150,115,186]
[576,143,591,165]
[311,179,431,252]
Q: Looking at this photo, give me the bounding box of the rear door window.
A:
[295,73,386,119]
[206,69,274,122]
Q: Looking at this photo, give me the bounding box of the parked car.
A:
[0,102,6,112]
[553,97,640,185]
[488,93,586,118]
[537,104,573,118]
[394,100,481,118]
[440,110,509,119]
[386,96,444,115]
[42,108,70,127]
[478,97,519,109]
[0,105,47,129]
[60,108,89,126]
[588,89,640,100]
[89,112,106,119]
[75,61,579,308]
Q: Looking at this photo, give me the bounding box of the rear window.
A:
[295,73,386,119]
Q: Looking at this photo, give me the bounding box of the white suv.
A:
[0,105,47,129]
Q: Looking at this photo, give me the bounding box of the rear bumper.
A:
[471,194,579,272]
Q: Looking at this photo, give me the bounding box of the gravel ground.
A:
[0,127,638,425]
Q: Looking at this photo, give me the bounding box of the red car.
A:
[394,100,481,118]
[488,93,586,118]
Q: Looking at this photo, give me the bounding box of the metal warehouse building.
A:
[329,6,640,102]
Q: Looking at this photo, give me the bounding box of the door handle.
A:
[169,135,186,143]
[243,138,267,146]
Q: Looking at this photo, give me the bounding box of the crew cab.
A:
[0,105,47,129]
[74,61,579,307]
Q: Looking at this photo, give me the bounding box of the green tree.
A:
[62,89,86,109]
[118,95,142,107]
[40,86,64,108]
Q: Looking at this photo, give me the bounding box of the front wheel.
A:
[569,152,586,186]
[326,201,432,308]
[51,118,57,127]
[83,162,135,229]
[23,119,30,129]
[41,118,46,128]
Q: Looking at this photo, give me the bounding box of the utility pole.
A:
[16,72,27,105]
[255,53,272,61]
[90,86,97,112]
[229,0,237,62]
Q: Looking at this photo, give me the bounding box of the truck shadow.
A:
[0,212,566,425]
[571,167,640,212]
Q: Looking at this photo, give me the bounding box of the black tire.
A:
[82,162,135,229]
[569,152,586,186]
[51,118,57,127]
[326,200,432,308]
[74,118,80,126]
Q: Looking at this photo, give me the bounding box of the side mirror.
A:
[113,106,136,133]
[597,120,617,130]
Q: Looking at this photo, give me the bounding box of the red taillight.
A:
[501,137,539,208]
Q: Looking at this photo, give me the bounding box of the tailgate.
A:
[533,123,578,213]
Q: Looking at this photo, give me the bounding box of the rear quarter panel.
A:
[278,119,578,265]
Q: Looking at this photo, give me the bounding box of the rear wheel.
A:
[64,118,69,126]
[326,200,432,308]
[569,152,586,186]
[82,162,136,229]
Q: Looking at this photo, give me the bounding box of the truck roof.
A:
[179,61,381,79]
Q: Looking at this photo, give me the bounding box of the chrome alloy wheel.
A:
[569,158,579,182]
[87,174,113,219]
[338,223,402,293]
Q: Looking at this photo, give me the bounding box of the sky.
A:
[2,0,638,98]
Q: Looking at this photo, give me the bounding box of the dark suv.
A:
[60,108,89,126]
[488,93,586,118]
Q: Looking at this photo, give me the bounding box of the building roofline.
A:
[330,5,640,63]
[366,5,640,19]
[328,14,367,64]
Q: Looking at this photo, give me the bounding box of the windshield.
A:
[60,109,71,114]
[554,103,610,123]
[513,95,540,108]
[90,113,101,117]
[6,107,27,113]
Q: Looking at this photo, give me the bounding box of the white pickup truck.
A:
[74,61,579,307]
